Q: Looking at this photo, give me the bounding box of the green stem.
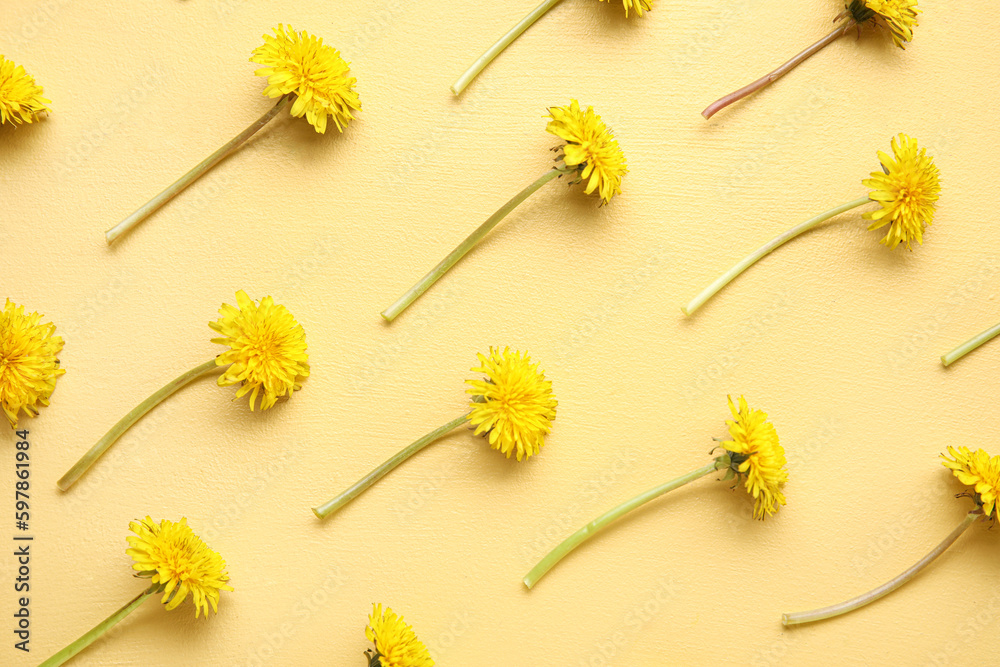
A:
[451,0,565,95]
[312,413,471,520]
[57,359,223,491]
[105,94,292,244]
[38,586,156,666]
[682,195,872,316]
[941,322,1000,366]
[701,20,855,119]
[523,460,723,589]
[381,168,563,322]
[782,511,981,626]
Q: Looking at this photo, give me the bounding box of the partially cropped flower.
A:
[40,517,231,666]
[451,0,652,96]
[683,134,941,316]
[1,299,64,429]
[251,24,360,134]
[58,291,307,491]
[313,347,555,520]
[0,55,50,125]
[605,0,654,18]
[546,100,627,205]
[381,100,625,321]
[942,446,1000,518]
[365,604,434,667]
[467,347,557,461]
[702,0,920,119]
[863,133,940,249]
[854,0,920,48]
[127,516,233,618]
[106,24,360,244]
[783,452,986,627]
[722,396,787,519]
[523,395,785,588]
[211,290,310,411]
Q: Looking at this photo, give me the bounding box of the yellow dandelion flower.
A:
[784,450,985,627]
[313,347,557,520]
[703,0,919,119]
[59,290,309,491]
[211,290,310,411]
[942,446,1000,518]
[862,0,920,48]
[0,55,50,126]
[523,395,787,589]
[106,26,361,244]
[683,133,943,315]
[251,24,361,134]
[862,133,940,250]
[0,299,64,429]
[722,395,787,520]
[365,604,434,667]
[40,518,233,662]
[602,0,654,17]
[126,516,233,618]
[466,347,557,461]
[546,99,628,205]
[381,101,627,321]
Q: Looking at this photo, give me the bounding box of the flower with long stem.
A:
[682,133,940,316]
[451,0,651,96]
[702,0,920,119]
[106,24,360,244]
[941,321,1000,366]
[39,516,232,666]
[313,347,556,520]
[381,99,626,322]
[0,55,50,126]
[782,447,996,626]
[57,290,308,491]
[1,299,64,429]
[365,604,434,667]
[524,396,786,588]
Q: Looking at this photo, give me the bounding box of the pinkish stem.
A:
[702,19,855,120]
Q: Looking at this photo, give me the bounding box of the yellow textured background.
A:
[2,0,999,664]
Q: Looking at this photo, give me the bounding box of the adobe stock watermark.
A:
[349,285,461,395]
[520,449,637,564]
[715,83,836,203]
[671,0,765,71]
[575,575,684,666]
[241,566,349,666]
[425,608,475,662]
[849,477,954,578]
[61,399,177,515]
[555,246,668,360]
[2,0,74,54]
[885,256,999,373]
[925,588,1000,666]
[680,288,793,405]
[54,63,171,178]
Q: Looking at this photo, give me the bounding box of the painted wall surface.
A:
[2,0,998,665]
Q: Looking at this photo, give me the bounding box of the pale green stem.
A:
[782,511,981,626]
[701,20,855,119]
[451,0,565,95]
[38,586,156,667]
[941,322,1000,366]
[523,461,723,589]
[381,168,564,322]
[57,359,223,491]
[312,413,471,520]
[105,94,292,244]
[682,196,872,316]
